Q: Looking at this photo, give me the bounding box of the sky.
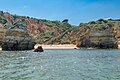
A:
[0,0,120,25]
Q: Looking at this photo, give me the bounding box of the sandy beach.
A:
[34,44,78,50]
[117,41,120,49]
[0,46,2,51]
[118,45,120,49]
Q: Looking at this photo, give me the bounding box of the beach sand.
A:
[117,41,120,49]
[118,45,120,49]
[34,44,78,50]
[0,46,2,51]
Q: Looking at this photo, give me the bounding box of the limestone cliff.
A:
[0,11,35,51]
[77,19,119,49]
[0,11,120,49]
[0,24,5,45]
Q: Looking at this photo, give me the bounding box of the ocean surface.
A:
[0,50,120,80]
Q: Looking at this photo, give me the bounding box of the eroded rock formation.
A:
[0,11,36,51]
[2,29,35,51]
[0,11,120,49]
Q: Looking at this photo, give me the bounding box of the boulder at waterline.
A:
[34,46,44,52]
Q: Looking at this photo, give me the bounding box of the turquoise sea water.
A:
[0,50,120,80]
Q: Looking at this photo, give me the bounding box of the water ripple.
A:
[0,50,120,80]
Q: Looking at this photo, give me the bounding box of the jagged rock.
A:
[34,46,44,52]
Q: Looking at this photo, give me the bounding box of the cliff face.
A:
[0,11,120,49]
[2,29,35,50]
[78,29,117,49]
[2,11,76,45]
[0,24,5,45]
[77,19,119,49]
[0,11,35,50]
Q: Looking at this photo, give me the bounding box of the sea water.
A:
[0,50,120,80]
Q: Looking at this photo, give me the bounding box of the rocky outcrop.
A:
[0,11,36,51]
[77,19,119,49]
[2,29,35,51]
[79,31,117,49]
[0,24,5,45]
[34,46,44,52]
